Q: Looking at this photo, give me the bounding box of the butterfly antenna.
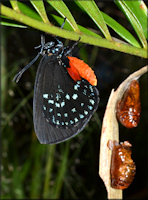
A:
[13,35,45,83]
[65,37,81,56]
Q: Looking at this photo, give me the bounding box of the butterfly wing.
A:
[33,55,99,144]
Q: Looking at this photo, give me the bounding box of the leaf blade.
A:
[76,0,112,40]
[123,1,147,39]
[47,0,80,33]
[115,0,147,49]
[30,0,51,24]
[101,11,141,48]
[17,1,42,21]
[10,0,20,12]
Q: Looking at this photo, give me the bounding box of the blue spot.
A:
[55,102,60,107]
[84,110,88,115]
[43,94,48,99]
[71,108,76,113]
[72,94,78,100]
[56,120,60,125]
[83,89,87,95]
[70,120,74,124]
[64,113,68,117]
[52,116,56,124]
[65,94,70,100]
[56,93,61,101]
[57,113,61,117]
[74,118,78,123]
[89,99,95,105]
[48,100,54,104]
[49,108,53,112]
[88,105,93,110]
[89,85,93,92]
[59,89,64,93]
[74,84,80,91]
[61,101,65,107]
[79,114,84,119]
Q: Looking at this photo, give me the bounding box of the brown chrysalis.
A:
[116,80,141,128]
[108,140,136,189]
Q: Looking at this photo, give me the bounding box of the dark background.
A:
[1,1,148,199]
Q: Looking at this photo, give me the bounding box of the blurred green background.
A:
[1,1,148,199]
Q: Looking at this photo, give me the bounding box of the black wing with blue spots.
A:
[33,55,99,144]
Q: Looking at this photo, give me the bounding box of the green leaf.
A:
[1,15,27,28]
[123,1,147,39]
[10,0,20,12]
[115,0,147,49]
[1,4,147,58]
[1,21,27,28]
[76,0,112,41]
[47,0,80,33]
[101,11,141,48]
[17,1,42,21]
[30,0,51,24]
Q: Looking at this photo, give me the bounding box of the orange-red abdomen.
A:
[67,56,97,86]
[116,80,141,128]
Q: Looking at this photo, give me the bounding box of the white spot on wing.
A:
[43,94,48,99]
[49,108,53,112]
[89,99,95,105]
[55,102,60,107]
[65,94,70,100]
[88,105,93,110]
[61,101,65,107]
[79,114,84,119]
[84,110,88,115]
[57,113,61,117]
[72,94,78,100]
[64,113,68,117]
[48,100,54,104]
[71,108,76,113]
[74,118,78,123]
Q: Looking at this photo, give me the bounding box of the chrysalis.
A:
[116,80,141,128]
[108,140,136,189]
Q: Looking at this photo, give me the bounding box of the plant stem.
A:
[1,4,147,58]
